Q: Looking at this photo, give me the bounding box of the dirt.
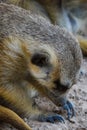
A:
[0,58,87,130]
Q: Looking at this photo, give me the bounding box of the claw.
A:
[62,100,75,119]
[46,116,55,123]
[63,103,71,119]
[53,115,65,123]
[67,101,75,117]
[39,114,65,123]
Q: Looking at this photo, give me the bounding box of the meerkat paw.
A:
[62,100,75,120]
[38,113,65,123]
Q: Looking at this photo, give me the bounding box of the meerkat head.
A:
[22,36,82,95]
[1,36,82,97]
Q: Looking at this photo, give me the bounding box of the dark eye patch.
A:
[31,53,49,67]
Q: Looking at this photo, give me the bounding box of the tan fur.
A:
[0,105,32,130]
[1,0,87,55]
[0,3,82,130]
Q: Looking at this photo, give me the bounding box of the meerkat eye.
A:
[31,53,49,67]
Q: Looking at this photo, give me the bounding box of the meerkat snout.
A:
[54,80,71,92]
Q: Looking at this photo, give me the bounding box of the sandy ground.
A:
[0,58,87,130]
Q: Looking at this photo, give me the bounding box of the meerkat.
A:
[0,3,82,130]
[1,0,87,55]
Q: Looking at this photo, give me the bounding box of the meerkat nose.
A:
[54,80,70,92]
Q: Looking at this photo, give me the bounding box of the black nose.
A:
[54,80,70,92]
